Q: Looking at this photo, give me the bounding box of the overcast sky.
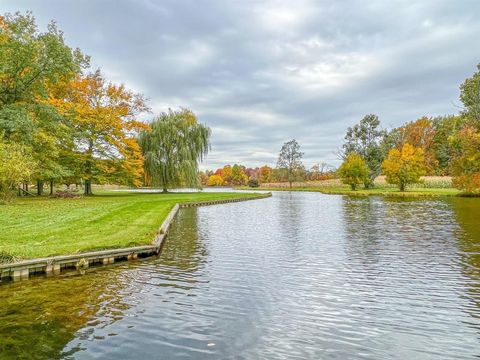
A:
[2,0,480,169]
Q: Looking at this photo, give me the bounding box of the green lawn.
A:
[0,191,263,262]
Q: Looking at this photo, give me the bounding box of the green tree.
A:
[276,139,304,189]
[450,125,480,193]
[342,114,386,188]
[0,139,37,202]
[382,143,426,191]
[138,108,211,192]
[337,153,369,191]
[231,164,248,185]
[460,63,480,121]
[448,64,480,193]
[0,12,88,194]
[431,115,466,175]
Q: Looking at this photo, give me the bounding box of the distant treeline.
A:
[200,162,336,188]
[205,62,480,192]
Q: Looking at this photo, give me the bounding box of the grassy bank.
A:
[236,176,462,197]
[0,191,263,262]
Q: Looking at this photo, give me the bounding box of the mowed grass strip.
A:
[0,191,262,261]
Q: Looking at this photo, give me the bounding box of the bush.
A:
[53,189,81,198]
[247,178,259,188]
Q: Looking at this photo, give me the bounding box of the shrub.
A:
[337,153,369,190]
[53,189,81,198]
[247,178,259,188]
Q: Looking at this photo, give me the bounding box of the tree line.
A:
[336,61,480,192]
[204,63,480,193]
[201,158,336,189]
[3,11,479,200]
[0,12,209,201]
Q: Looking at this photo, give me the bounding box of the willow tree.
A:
[138,109,210,192]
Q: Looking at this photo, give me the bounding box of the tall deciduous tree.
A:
[450,125,480,193]
[342,114,386,188]
[0,12,88,193]
[138,109,211,192]
[449,63,480,193]
[231,164,248,185]
[51,70,148,194]
[388,117,438,174]
[277,139,304,189]
[431,115,465,175]
[460,63,480,121]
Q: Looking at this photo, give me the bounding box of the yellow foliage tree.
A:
[337,153,370,191]
[207,174,224,186]
[382,143,426,191]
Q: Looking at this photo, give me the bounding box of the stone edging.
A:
[0,193,271,282]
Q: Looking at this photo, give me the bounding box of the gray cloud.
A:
[2,0,480,169]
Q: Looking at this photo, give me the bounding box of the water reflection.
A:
[0,267,134,360]
[0,192,479,359]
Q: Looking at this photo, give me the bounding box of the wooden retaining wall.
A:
[0,193,271,283]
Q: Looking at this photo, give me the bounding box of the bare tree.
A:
[277,139,304,189]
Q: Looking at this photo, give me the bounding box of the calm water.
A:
[0,192,479,359]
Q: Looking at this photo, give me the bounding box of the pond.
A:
[0,192,479,359]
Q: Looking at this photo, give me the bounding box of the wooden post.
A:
[13,269,29,281]
[102,257,114,265]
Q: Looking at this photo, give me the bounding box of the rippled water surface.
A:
[1,192,480,359]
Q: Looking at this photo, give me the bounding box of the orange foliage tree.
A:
[258,165,272,183]
[394,117,438,174]
[49,70,149,194]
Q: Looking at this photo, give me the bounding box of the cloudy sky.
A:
[2,0,480,169]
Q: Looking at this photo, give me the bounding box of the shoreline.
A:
[233,186,470,198]
[0,192,271,283]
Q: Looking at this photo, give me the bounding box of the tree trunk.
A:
[162,188,168,193]
[400,182,405,192]
[50,180,54,196]
[84,140,94,196]
[84,180,93,195]
[37,180,44,196]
